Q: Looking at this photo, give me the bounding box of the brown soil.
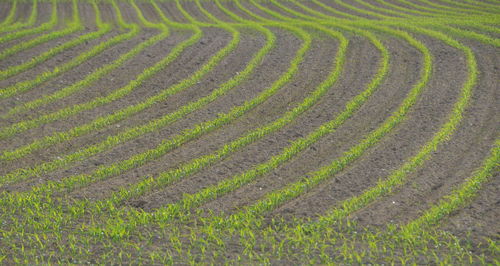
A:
[349,40,499,237]
[199,35,421,216]
[199,1,237,23]
[69,27,301,201]
[269,32,469,220]
[0,3,12,21]
[0,27,222,184]
[180,0,212,23]
[359,0,417,17]
[77,2,97,29]
[128,29,340,210]
[0,2,52,51]
[313,0,378,19]
[238,0,281,21]
[154,1,190,23]
[0,1,498,263]
[0,28,111,100]
[440,173,499,250]
[0,27,162,138]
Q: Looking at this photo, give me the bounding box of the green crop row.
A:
[173,2,488,261]
[0,0,497,264]
[266,19,495,262]
[0,0,51,45]
[0,2,140,103]
[0,11,245,187]
[0,0,305,237]
[241,0,478,238]
[377,0,493,18]
[253,142,498,265]
[0,0,101,81]
[0,0,79,63]
[0,0,37,34]
[0,13,286,198]
[30,0,380,242]
[372,0,459,18]
[393,0,477,17]
[304,24,474,232]
[439,0,499,12]
[403,139,499,232]
[45,0,411,252]
[360,0,468,18]
[1,2,167,118]
[0,0,18,30]
[0,0,305,251]
[0,8,199,164]
[0,1,242,183]
[56,0,459,258]
[331,0,500,46]
[150,0,428,230]
[103,0,379,230]
[87,2,345,232]
[420,0,493,16]
[277,2,494,262]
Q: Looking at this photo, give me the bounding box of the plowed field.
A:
[0,0,498,264]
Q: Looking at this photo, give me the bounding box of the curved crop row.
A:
[132,0,430,231]
[0,0,51,45]
[0,0,241,183]
[326,0,500,46]
[0,0,107,81]
[0,0,308,237]
[304,25,475,233]
[0,3,244,183]
[0,0,18,30]
[1,0,39,34]
[96,0,381,231]
[0,15,295,198]
[29,0,388,242]
[0,0,497,264]
[0,1,168,118]
[403,139,499,232]
[231,0,479,236]
[0,1,139,101]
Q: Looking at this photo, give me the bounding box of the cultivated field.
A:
[0,0,498,264]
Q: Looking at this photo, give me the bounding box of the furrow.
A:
[0,1,239,188]
[349,40,498,228]
[0,1,309,239]
[0,1,139,103]
[0,1,103,81]
[0,0,54,46]
[301,25,476,233]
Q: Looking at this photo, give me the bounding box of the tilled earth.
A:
[0,0,498,264]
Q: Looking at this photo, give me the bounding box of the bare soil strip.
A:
[180,0,212,24]
[198,35,419,215]
[238,0,279,21]
[0,2,52,50]
[269,33,469,220]
[154,1,190,23]
[200,1,239,23]
[440,171,499,249]
[125,33,338,210]
[77,2,97,29]
[350,41,498,228]
[0,28,213,184]
[312,0,378,19]
[67,27,301,201]
[0,3,13,23]
[0,27,109,97]
[0,29,160,145]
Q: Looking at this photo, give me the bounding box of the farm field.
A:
[0,0,498,264]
